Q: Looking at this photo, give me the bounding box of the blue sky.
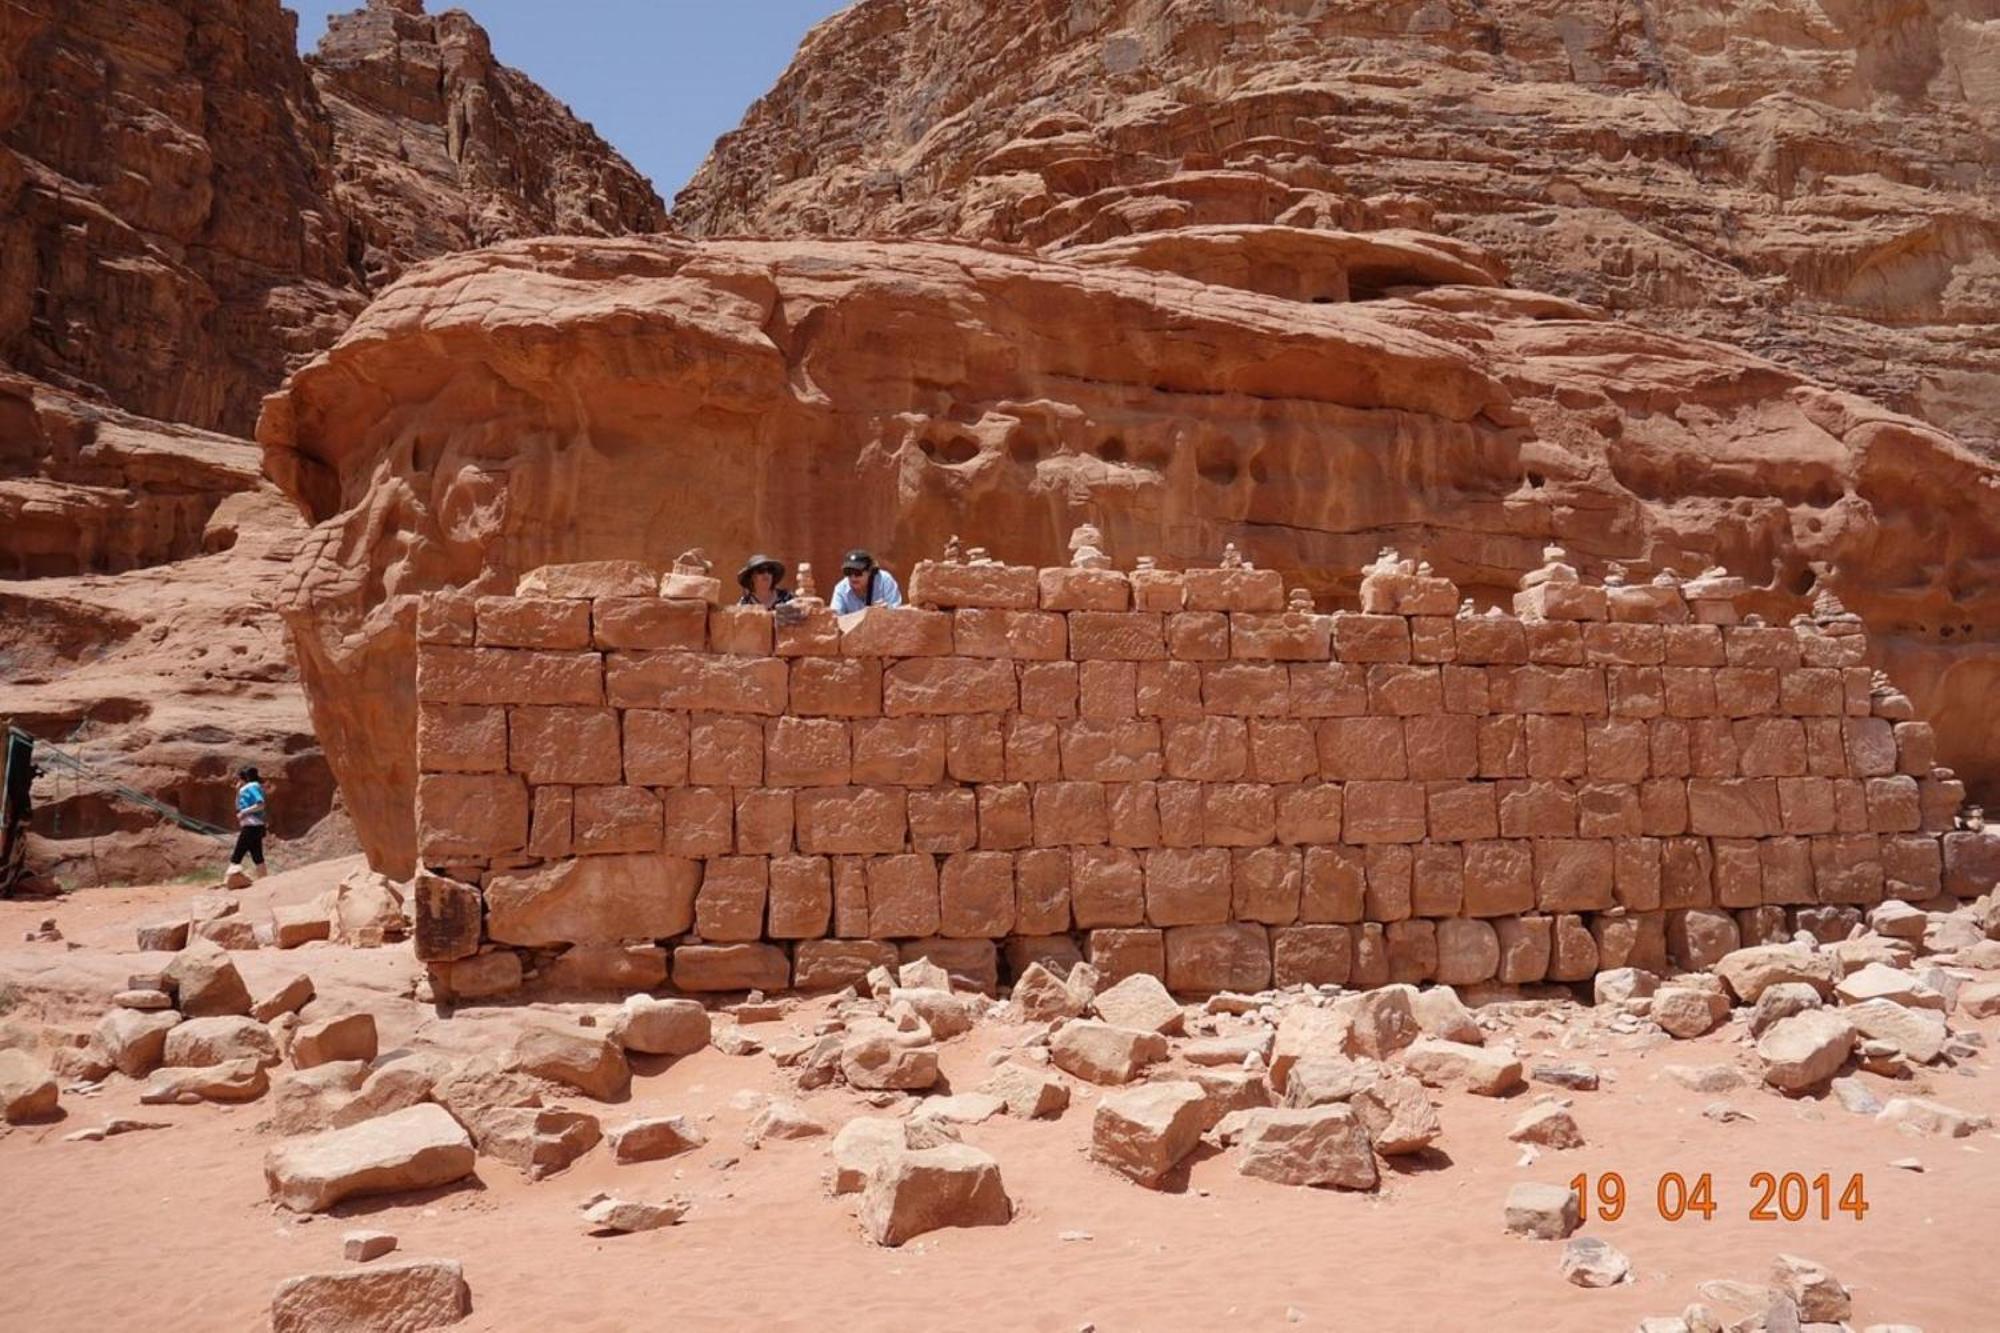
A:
[288,1,852,201]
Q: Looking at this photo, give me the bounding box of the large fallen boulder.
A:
[293,1013,379,1069]
[839,1032,940,1091]
[1842,997,1948,1063]
[1400,1038,1523,1095]
[162,942,252,1018]
[506,1025,630,1101]
[0,1050,59,1123]
[139,1057,270,1104]
[1231,1105,1378,1190]
[859,1143,1012,1246]
[1050,1020,1167,1085]
[978,1064,1071,1119]
[264,1103,477,1213]
[163,1015,280,1069]
[608,1115,707,1164]
[1755,1010,1856,1093]
[1090,973,1184,1035]
[1091,1080,1209,1188]
[1713,945,1836,1004]
[475,1107,601,1179]
[609,996,710,1056]
[94,1007,181,1078]
[269,1258,469,1332]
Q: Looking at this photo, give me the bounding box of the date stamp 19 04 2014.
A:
[1569,1172,1870,1223]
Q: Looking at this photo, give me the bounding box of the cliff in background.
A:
[676,0,2000,456]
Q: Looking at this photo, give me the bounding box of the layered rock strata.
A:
[408,550,1981,999]
[676,0,2000,455]
[0,0,665,437]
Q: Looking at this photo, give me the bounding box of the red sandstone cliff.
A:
[0,0,664,883]
[675,0,2000,457]
[0,0,666,438]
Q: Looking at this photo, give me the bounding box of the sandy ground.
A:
[0,869,1994,1333]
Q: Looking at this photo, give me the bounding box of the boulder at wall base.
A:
[264,1103,477,1213]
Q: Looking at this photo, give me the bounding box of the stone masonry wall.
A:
[407,545,1991,1001]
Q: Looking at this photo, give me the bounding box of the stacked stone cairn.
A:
[409,535,1989,1000]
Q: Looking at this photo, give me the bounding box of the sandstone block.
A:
[485,854,697,947]
[264,1104,475,1213]
[1756,1010,1855,1093]
[865,853,939,936]
[610,996,710,1056]
[1091,972,1184,1035]
[591,596,706,650]
[789,657,883,717]
[1051,1020,1168,1085]
[1401,1038,1522,1095]
[795,786,907,854]
[163,941,252,1018]
[673,944,791,992]
[1166,922,1271,993]
[1233,1104,1378,1190]
[1503,1182,1580,1239]
[417,703,507,774]
[606,651,785,713]
[793,939,898,990]
[293,1014,377,1070]
[1342,781,1426,843]
[477,1106,602,1180]
[418,645,601,706]
[268,1259,470,1333]
[860,1144,1011,1246]
[980,1063,1071,1119]
[0,1050,57,1123]
[416,772,529,859]
[508,1025,629,1101]
[1714,944,1835,1003]
[1434,918,1500,985]
[1091,1080,1209,1187]
[841,1032,941,1091]
[407,873,480,963]
[1231,612,1331,661]
[907,560,1039,609]
[96,1007,181,1078]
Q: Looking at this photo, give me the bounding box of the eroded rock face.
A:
[674,0,2000,460]
[0,0,663,883]
[261,233,2000,872]
[0,0,664,438]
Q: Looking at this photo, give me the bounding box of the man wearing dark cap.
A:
[736,554,793,608]
[829,548,903,613]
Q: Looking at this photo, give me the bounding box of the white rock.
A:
[1559,1236,1630,1287]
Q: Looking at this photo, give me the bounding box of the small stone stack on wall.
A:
[408,547,1994,1001]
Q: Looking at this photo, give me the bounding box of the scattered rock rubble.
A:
[5,856,1996,1329]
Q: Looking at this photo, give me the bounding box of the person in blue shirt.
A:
[230,765,267,881]
[829,548,903,614]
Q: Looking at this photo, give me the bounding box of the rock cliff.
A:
[260,233,2000,874]
[0,0,662,882]
[0,0,664,438]
[675,0,2000,456]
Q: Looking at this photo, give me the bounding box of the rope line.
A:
[5,727,233,841]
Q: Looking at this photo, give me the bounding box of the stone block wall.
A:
[408,548,1991,1000]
